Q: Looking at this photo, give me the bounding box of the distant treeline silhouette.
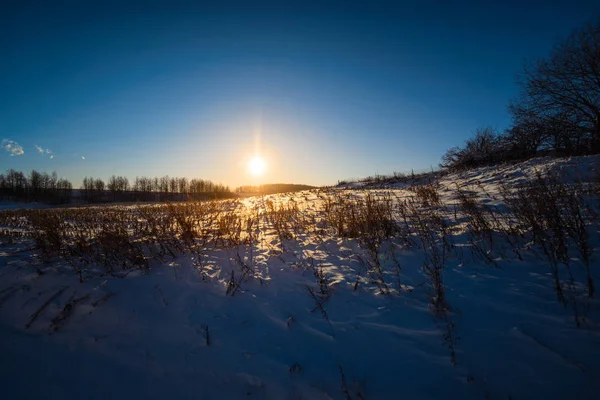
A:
[81,175,233,202]
[0,169,233,204]
[441,17,600,170]
[0,169,72,204]
[235,183,315,194]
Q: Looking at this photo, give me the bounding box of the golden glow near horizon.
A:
[246,117,268,178]
[248,155,266,176]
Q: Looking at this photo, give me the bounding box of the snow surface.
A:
[0,201,53,210]
[1,156,600,399]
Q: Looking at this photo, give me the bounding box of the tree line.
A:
[0,169,73,204]
[0,169,233,204]
[441,17,600,170]
[81,175,232,202]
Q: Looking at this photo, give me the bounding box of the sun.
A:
[248,155,266,176]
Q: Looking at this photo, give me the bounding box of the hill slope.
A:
[0,156,599,399]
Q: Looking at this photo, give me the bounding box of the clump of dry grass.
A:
[25,209,65,262]
[501,169,596,326]
[410,180,442,208]
[454,184,520,265]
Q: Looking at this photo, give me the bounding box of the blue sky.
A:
[2,1,600,187]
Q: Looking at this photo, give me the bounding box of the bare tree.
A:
[108,175,118,200]
[512,17,600,152]
[169,177,178,194]
[178,177,188,194]
[440,127,502,170]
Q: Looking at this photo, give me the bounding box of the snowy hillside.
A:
[1,156,600,399]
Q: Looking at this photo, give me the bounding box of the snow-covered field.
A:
[0,200,54,211]
[1,156,600,399]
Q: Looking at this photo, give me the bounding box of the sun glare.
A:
[248,156,266,176]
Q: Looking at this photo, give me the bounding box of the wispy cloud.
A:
[35,145,53,158]
[1,139,24,156]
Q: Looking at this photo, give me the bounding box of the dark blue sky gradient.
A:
[2,1,600,186]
